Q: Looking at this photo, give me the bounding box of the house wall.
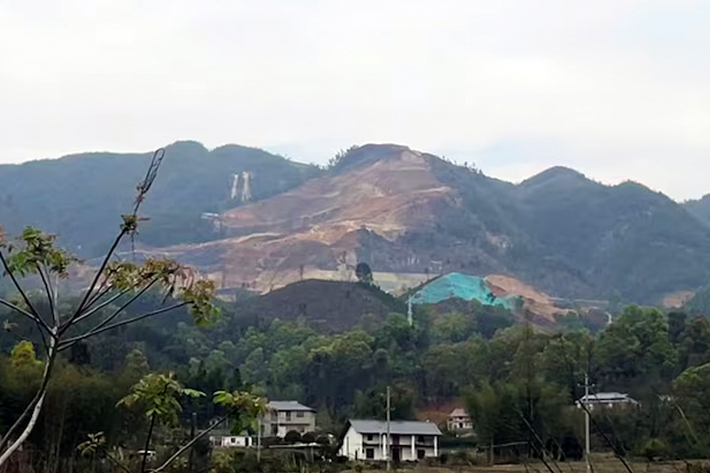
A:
[262,410,316,437]
[447,416,473,432]
[339,428,439,461]
[339,427,366,460]
[210,435,252,448]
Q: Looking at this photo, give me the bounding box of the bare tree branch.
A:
[37,266,57,325]
[0,297,43,327]
[150,415,228,473]
[0,265,51,352]
[0,252,53,336]
[69,289,131,327]
[68,229,128,327]
[33,267,55,352]
[62,279,158,340]
[84,282,117,312]
[59,302,188,351]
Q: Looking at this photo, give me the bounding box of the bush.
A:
[640,438,668,461]
[285,430,302,444]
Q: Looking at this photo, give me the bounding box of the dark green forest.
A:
[3,289,710,471]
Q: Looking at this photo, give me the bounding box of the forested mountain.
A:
[685,194,710,228]
[0,141,319,256]
[2,141,710,304]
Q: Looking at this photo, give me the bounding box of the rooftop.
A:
[449,408,468,417]
[348,419,442,436]
[208,429,250,438]
[268,400,315,412]
[578,392,638,403]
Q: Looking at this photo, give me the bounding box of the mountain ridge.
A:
[2,141,710,304]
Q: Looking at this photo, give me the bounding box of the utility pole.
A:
[386,386,391,471]
[583,373,591,473]
[188,412,196,473]
[257,416,262,463]
[407,296,413,327]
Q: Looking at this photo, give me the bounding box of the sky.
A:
[1,0,709,201]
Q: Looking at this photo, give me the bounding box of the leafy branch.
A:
[0,148,222,467]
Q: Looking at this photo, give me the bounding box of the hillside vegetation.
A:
[4,289,710,470]
[3,142,710,303]
[0,141,319,255]
[685,194,710,228]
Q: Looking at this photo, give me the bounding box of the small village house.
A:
[339,420,442,462]
[261,401,316,438]
[576,392,639,411]
[209,429,253,449]
[446,408,473,434]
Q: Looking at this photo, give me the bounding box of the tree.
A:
[595,306,676,389]
[678,316,710,370]
[353,383,415,420]
[0,149,220,467]
[465,381,520,462]
[285,430,302,444]
[118,372,205,473]
[673,363,710,444]
[79,373,265,473]
[355,262,373,285]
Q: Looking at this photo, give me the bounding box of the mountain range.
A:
[2,141,710,304]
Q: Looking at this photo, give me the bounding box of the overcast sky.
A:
[1,1,709,200]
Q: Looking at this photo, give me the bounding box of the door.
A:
[392,447,401,463]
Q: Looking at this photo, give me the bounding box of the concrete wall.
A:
[339,429,439,461]
[210,435,252,448]
[262,410,316,437]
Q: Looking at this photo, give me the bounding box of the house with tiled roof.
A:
[339,419,442,462]
[260,401,316,438]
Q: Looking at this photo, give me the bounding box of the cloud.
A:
[0,0,708,200]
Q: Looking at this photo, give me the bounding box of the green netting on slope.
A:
[410,272,515,309]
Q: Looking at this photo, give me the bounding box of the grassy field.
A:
[356,457,708,473]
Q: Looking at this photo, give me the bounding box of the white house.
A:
[209,429,253,449]
[446,408,473,434]
[339,420,442,462]
[576,392,639,411]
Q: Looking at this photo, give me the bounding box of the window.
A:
[366,434,374,442]
[417,449,426,460]
[286,411,292,421]
[391,434,400,445]
[296,411,304,418]
[366,448,375,459]
[417,436,426,443]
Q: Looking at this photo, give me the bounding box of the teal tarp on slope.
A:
[410,272,514,309]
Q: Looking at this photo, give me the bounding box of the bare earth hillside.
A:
[27,141,709,308]
[142,143,710,305]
